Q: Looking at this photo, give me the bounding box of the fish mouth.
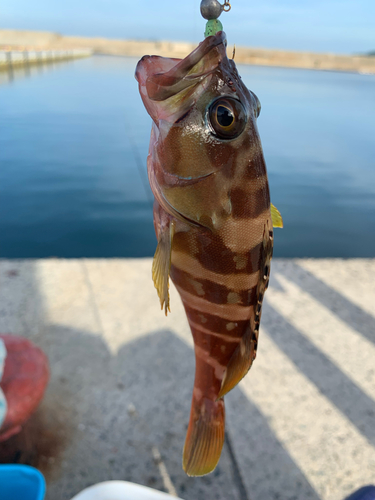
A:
[145,31,227,102]
[135,32,228,124]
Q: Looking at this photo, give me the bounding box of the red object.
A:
[0,335,49,442]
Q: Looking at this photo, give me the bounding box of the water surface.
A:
[0,56,374,258]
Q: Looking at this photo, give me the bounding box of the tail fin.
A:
[183,395,225,476]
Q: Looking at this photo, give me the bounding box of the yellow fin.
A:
[271,203,283,228]
[183,397,225,476]
[152,221,175,315]
[217,330,256,399]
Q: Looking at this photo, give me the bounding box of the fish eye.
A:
[208,97,247,139]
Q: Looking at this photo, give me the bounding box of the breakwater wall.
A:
[0,48,92,71]
[1,29,374,74]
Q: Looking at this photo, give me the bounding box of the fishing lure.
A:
[135,1,282,476]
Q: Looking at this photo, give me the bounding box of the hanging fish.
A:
[135,30,282,476]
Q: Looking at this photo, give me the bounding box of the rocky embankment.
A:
[1,29,374,74]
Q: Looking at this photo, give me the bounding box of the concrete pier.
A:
[0,258,374,500]
[0,49,92,71]
[1,29,375,74]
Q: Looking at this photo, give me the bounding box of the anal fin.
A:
[152,221,175,315]
[217,329,256,399]
[183,397,225,477]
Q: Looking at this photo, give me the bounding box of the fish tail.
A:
[183,391,225,476]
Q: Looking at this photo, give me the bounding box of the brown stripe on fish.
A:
[170,265,257,306]
[226,171,269,194]
[218,141,263,180]
[183,304,252,339]
[188,319,242,343]
[245,142,266,169]
[191,327,241,366]
[178,289,254,321]
[204,136,237,178]
[194,344,227,380]
[171,251,261,289]
[229,186,270,219]
[173,229,263,275]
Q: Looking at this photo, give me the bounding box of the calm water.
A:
[0,56,374,258]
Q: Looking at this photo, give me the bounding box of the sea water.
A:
[0,55,374,258]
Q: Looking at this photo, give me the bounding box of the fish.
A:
[135,31,282,477]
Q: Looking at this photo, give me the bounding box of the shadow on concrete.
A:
[29,325,320,500]
[278,262,375,346]
[268,272,287,293]
[226,387,321,500]
[262,303,375,447]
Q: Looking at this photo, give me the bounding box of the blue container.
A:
[345,486,375,500]
[0,464,46,500]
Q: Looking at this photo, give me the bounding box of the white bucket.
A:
[70,481,184,500]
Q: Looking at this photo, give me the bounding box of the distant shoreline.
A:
[1,29,374,75]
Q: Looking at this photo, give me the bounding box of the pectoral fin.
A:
[152,221,175,315]
[271,203,283,228]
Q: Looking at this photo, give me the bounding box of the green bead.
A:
[204,19,223,37]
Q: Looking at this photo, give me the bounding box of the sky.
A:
[1,0,374,54]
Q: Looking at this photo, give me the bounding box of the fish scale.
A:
[136,30,282,477]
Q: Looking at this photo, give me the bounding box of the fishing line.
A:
[126,128,154,209]
[225,429,251,500]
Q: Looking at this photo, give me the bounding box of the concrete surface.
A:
[0,258,374,500]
